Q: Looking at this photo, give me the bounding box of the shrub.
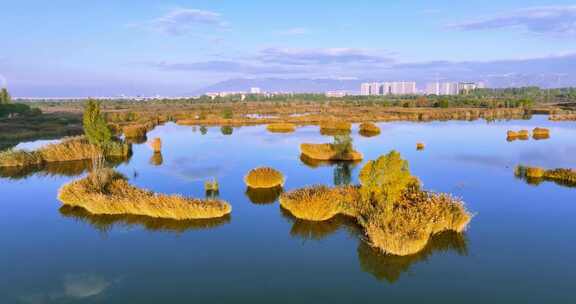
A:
[267,123,296,133]
[244,167,285,188]
[58,169,231,220]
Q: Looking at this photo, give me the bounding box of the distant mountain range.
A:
[191,78,365,95]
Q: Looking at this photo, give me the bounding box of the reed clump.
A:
[280,151,471,256]
[301,143,363,161]
[150,138,162,152]
[204,179,219,192]
[244,167,285,188]
[58,168,231,220]
[0,137,130,168]
[267,123,296,133]
[515,165,576,186]
[532,127,550,140]
[320,121,351,135]
[279,185,361,221]
[359,122,381,137]
[123,124,148,138]
[518,129,530,140]
[416,143,425,150]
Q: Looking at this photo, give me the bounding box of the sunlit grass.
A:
[123,124,148,138]
[58,168,231,220]
[0,137,130,167]
[359,122,381,137]
[279,185,360,221]
[244,167,285,188]
[267,123,296,133]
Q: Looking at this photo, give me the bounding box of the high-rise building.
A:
[360,83,371,96]
[360,81,417,96]
[425,81,485,95]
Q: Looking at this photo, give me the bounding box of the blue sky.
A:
[1,0,576,96]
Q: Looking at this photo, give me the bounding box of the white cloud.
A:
[449,6,576,36]
[150,8,228,35]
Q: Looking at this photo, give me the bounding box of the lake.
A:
[1,115,575,303]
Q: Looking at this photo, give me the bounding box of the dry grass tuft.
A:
[58,169,231,220]
[0,150,43,167]
[267,123,296,133]
[518,129,530,140]
[416,143,425,150]
[244,167,285,188]
[320,121,351,135]
[532,127,550,140]
[300,143,363,161]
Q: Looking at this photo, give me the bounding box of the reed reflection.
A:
[59,205,231,234]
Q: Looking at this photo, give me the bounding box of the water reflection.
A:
[280,207,361,241]
[0,157,130,180]
[149,152,163,166]
[200,126,208,135]
[245,186,283,204]
[59,205,231,234]
[357,231,468,283]
[221,126,233,136]
[300,155,359,186]
[359,130,380,138]
[17,273,113,303]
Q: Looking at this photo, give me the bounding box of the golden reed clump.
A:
[300,143,363,161]
[279,185,361,221]
[0,137,130,168]
[319,121,352,135]
[244,167,285,188]
[533,127,550,140]
[58,169,231,220]
[149,138,162,153]
[416,143,425,150]
[359,122,381,136]
[267,123,296,133]
[280,151,471,256]
[515,165,576,186]
[123,125,148,138]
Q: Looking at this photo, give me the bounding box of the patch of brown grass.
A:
[516,165,576,186]
[267,123,296,133]
[300,143,363,161]
[58,169,231,220]
[123,124,147,138]
[279,185,360,221]
[244,167,285,188]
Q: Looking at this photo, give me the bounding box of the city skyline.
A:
[1,1,576,97]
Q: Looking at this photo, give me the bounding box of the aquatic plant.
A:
[205,179,219,192]
[123,125,147,138]
[515,165,576,187]
[279,185,361,221]
[416,143,425,150]
[359,122,381,137]
[244,167,285,188]
[267,123,296,133]
[58,168,231,220]
[281,151,471,256]
[320,121,352,136]
[532,127,550,140]
[518,130,530,140]
[150,138,162,153]
[0,136,131,168]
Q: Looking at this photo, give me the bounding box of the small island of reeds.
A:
[58,168,231,220]
[244,167,285,188]
[515,165,576,187]
[320,121,352,136]
[280,151,471,256]
[300,135,363,161]
[359,122,381,137]
[267,123,296,133]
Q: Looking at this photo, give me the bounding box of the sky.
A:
[1,0,576,97]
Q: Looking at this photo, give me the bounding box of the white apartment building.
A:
[425,82,485,95]
[360,81,417,96]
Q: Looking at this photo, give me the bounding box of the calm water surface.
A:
[1,116,575,303]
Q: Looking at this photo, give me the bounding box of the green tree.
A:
[358,151,419,210]
[332,135,353,157]
[83,99,112,148]
[0,88,11,104]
